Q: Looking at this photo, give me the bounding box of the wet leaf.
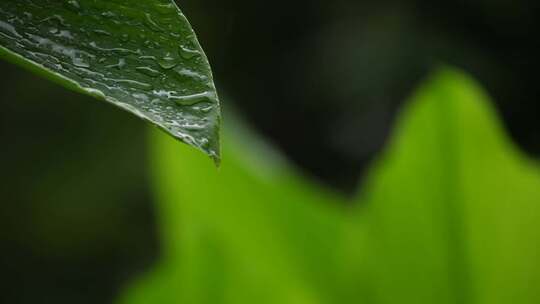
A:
[0,0,220,161]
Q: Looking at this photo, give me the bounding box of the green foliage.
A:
[0,0,220,161]
[118,68,540,304]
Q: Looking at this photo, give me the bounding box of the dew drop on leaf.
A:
[136,66,161,77]
[157,54,178,69]
[171,91,213,106]
[178,45,199,60]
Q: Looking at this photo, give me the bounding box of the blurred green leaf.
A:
[360,68,540,304]
[121,116,349,304]
[0,0,220,160]
[119,68,540,304]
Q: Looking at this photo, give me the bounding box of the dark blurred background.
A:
[1,0,539,303]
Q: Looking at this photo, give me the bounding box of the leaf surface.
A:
[0,0,220,160]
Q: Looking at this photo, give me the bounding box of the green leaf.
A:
[120,116,349,304]
[360,68,540,304]
[0,0,220,161]
[118,67,540,304]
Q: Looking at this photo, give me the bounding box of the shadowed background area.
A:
[0,0,539,303]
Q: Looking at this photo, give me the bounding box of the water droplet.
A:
[132,93,149,103]
[65,0,81,12]
[170,92,213,106]
[93,29,111,36]
[199,138,210,148]
[39,15,67,26]
[178,45,199,60]
[84,88,106,99]
[113,79,153,91]
[106,58,126,69]
[181,123,205,131]
[0,20,22,38]
[144,13,163,32]
[136,66,161,78]
[101,11,116,18]
[73,57,90,68]
[139,55,156,61]
[198,105,214,113]
[144,40,161,49]
[57,30,74,39]
[155,3,175,15]
[174,67,207,80]
[150,98,162,106]
[88,41,139,54]
[157,54,177,69]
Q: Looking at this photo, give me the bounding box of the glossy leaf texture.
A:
[118,68,540,304]
[0,0,220,161]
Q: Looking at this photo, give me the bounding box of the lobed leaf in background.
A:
[119,67,540,304]
[121,114,350,304]
[0,0,220,161]
[360,69,540,304]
